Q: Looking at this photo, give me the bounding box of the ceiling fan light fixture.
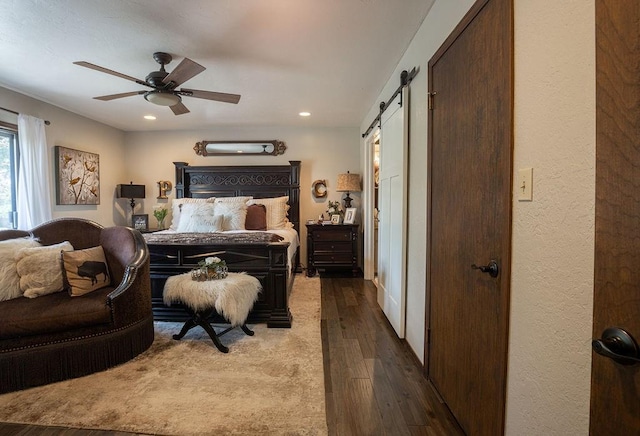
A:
[144,90,181,106]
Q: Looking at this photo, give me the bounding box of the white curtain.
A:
[17,114,52,229]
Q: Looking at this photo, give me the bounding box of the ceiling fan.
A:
[73,52,241,115]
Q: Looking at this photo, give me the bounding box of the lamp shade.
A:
[336,172,361,192]
[117,183,146,199]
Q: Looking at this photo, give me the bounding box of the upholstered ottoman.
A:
[163,272,261,353]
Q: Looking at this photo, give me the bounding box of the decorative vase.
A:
[156,218,165,230]
[191,265,228,281]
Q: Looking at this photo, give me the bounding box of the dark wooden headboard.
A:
[173,161,301,235]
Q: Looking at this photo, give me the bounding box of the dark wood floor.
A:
[321,276,462,435]
[0,275,462,436]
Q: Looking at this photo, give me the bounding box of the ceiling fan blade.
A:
[162,58,205,87]
[180,88,241,104]
[170,101,190,115]
[74,61,150,87]
[94,91,146,101]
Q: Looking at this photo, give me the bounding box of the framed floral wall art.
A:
[55,146,100,205]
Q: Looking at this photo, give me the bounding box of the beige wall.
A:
[361,0,595,433]
[0,86,126,227]
[123,126,360,263]
[507,1,595,434]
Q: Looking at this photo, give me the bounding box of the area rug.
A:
[0,276,326,436]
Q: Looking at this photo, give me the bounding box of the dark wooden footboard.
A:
[149,242,293,328]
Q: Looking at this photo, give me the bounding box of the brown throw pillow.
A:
[62,246,111,296]
[245,204,267,231]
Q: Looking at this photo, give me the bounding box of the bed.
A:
[145,161,301,328]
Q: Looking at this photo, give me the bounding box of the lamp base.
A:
[343,192,353,209]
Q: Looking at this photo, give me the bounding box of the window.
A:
[0,127,18,229]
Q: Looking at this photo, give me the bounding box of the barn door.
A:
[377,89,408,338]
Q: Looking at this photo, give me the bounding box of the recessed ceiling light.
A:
[144,115,156,120]
[299,112,311,117]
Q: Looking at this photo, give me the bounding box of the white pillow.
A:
[176,203,223,233]
[213,196,252,204]
[16,241,74,298]
[214,201,248,231]
[0,237,41,301]
[169,198,213,230]
[247,196,290,230]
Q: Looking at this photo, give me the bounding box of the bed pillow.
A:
[16,241,74,298]
[169,198,213,230]
[214,201,248,231]
[0,237,41,301]
[62,246,111,296]
[176,203,223,233]
[247,196,290,230]
[213,196,253,204]
[245,204,268,231]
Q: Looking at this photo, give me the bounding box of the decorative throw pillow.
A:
[245,204,267,231]
[213,196,252,204]
[169,198,212,230]
[16,241,74,298]
[176,203,223,232]
[214,201,248,231]
[247,196,290,230]
[0,237,40,301]
[62,246,111,296]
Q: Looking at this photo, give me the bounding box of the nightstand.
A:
[306,223,359,277]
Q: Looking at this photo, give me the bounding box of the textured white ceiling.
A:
[0,0,433,131]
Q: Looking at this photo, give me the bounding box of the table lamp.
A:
[116,182,146,223]
[336,172,361,208]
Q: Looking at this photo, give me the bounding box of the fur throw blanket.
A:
[163,272,262,326]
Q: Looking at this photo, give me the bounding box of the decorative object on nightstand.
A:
[117,182,146,227]
[132,214,148,231]
[306,223,359,277]
[153,204,168,229]
[344,207,357,224]
[336,171,361,208]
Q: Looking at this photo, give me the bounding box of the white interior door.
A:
[377,89,408,338]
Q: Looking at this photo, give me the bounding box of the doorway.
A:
[426,0,513,434]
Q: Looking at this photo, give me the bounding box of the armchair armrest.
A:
[107,229,149,301]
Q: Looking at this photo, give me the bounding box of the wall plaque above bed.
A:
[193,140,286,156]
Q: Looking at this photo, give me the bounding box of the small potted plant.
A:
[326,200,344,224]
[153,205,168,229]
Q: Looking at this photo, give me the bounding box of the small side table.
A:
[163,272,262,353]
[306,223,359,277]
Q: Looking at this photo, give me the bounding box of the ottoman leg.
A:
[173,318,197,340]
[241,324,254,336]
[200,321,229,353]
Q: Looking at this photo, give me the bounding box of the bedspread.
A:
[143,231,284,246]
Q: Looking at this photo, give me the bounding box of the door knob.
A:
[592,327,640,365]
[471,260,499,278]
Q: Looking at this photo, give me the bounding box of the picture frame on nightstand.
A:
[132,214,148,231]
[331,214,341,224]
[344,208,356,224]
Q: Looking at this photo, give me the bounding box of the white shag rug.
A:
[0,276,326,436]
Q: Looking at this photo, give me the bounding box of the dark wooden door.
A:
[426,0,512,434]
[591,1,640,434]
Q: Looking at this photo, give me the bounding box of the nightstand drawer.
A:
[312,229,352,241]
[314,241,352,252]
[313,253,354,264]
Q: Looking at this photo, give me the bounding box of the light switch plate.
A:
[518,168,533,201]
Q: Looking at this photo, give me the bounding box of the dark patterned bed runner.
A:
[143,232,285,246]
